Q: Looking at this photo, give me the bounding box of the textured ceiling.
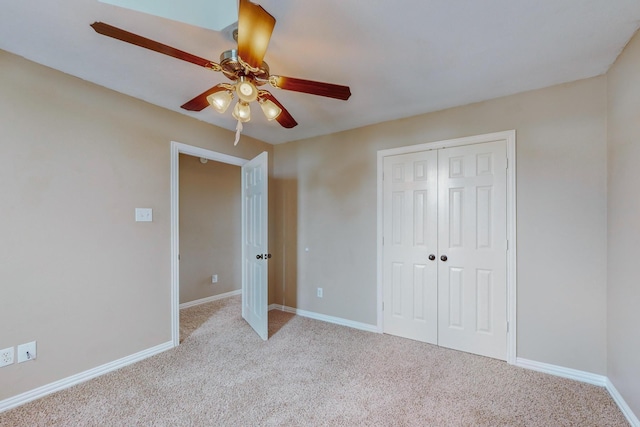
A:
[1,0,639,144]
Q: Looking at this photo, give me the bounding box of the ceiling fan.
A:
[91,0,351,142]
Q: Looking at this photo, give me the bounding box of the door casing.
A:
[376,130,517,364]
[170,141,249,347]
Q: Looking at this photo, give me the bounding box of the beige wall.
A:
[607,29,640,416]
[179,154,241,303]
[274,76,609,374]
[0,49,271,401]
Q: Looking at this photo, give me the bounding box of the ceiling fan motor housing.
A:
[220,49,269,84]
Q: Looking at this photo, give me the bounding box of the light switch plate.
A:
[17,341,36,363]
[135,208,153,222]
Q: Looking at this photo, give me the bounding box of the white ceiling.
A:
[1,1,639,144]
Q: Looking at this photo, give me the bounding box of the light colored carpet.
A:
[0,296,628,426]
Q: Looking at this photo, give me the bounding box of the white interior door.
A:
[437,141,507,360]
[241,151,268,340]
[382,151,438,344]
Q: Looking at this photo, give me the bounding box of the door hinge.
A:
[506,321,509,332]
[382,301,384,311]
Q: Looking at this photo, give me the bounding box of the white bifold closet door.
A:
[383,140,507,360]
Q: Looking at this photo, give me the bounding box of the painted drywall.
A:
[179,154,241,303]
[607,29,640,416]
[0,49,272,401]
[274,76,608,375]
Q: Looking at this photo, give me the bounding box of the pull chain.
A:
[234,119,243,146]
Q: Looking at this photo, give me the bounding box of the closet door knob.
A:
[440,255,448,262]
[428,254,436,261]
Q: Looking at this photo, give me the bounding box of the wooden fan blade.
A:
[259,91,298,128]
[272,76,351,100]
[91,22,217,69]
[237,0,276,69]
[181,85,228,111]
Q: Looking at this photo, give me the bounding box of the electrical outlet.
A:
[211,274,218,283]
[0,347,14,368]
[17,341,36,363]
[317,287,323,298]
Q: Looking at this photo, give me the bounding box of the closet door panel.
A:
[383,151,438,344]
[437,141,507,360]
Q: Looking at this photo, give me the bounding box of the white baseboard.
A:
[179,289,242,309]
[516,358,639,426]
[0,341,173,414]
[515,357,607,386]
[269,304,379,333]
[606,378,640,427]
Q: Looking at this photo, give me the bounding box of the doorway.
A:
[178,154,241,309]
[170,142,248,347]
[376,131,517,363]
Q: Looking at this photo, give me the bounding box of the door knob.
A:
[440,255,448,262]
[428,254,436,261]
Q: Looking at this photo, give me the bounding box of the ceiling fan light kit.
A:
[236,77,258,103]
[232,101,252,123]
[90,0,351,145]
[259,98,282,121]
[206,89,233,113]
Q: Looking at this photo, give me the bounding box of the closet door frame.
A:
[376,130,517,364]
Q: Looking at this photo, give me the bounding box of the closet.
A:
[382,139,508,360]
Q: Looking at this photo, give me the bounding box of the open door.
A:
[241,151,269,340]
